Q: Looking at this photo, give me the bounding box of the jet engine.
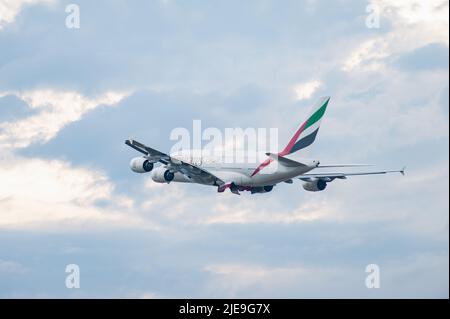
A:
[302,179,327,192]
[151,166,191,183]
[130,157,154,173]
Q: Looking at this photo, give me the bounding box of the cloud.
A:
[0,0,447,298]
[343,0,449,72]
[132,155,448,246]
[380,252,449,297]
[293,80,322,101]
[203,263,306,295]
[202,198,331,225]
[343,38,390,72]
[394,43,449,71]
[374,0,449,39]
[0,259,28,273]
[0,155,156,231]
[0,0,55,30]
[138,178,333,226]
[201,250,449,298]
[0,89,130,150]
[202,262,346,298]
[320,70,448,155]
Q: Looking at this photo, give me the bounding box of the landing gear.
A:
[218,184,274,194]
[229,182,240,195]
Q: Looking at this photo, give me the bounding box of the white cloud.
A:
[0,259,28,273]
[203,262,339,298]
[342,38,390,72]
[203,198,331,225]
[375,0,449,38]
[0,0,55,30]
[0,155,157,231]
[0,89,129,150]
[343,0,449,72]
[139,178,334,226]
[293,80,322,101]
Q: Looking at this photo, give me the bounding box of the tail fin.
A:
[279,96,330,156]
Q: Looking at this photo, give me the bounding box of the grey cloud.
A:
[393,43,449,72]
[0,0,381,94]
[0,223,447,298]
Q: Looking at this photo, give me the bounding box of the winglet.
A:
[400,166,406,176]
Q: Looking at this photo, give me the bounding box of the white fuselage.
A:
[155,150,318,187]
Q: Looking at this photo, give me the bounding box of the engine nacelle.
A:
[302,179,327,192]
[130,157,154,173]
[151,166,191,183]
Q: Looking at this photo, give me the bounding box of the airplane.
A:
[125,96,405,195]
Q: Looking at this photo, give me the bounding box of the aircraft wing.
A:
[125,139,225,186]
[297,168,405,182]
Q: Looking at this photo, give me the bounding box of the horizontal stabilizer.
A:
[266,153,308,167]
[316,164,373,168]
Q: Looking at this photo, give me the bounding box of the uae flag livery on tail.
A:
[279,96,330,156]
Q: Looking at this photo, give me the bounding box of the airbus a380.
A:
[125,96,405,195]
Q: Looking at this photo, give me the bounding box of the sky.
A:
[0,0,448,298]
